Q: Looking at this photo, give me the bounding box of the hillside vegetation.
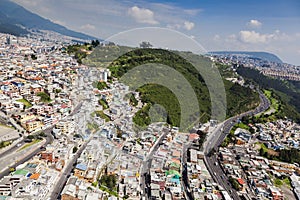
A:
[85,46,260,129]
[237,66,300,123]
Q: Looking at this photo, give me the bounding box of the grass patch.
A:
[37,92,51,103]
[87,122,100,132]
[99,185,118,197]
[16,98,32,108]
[283,177,291,188]
[0,124,13,129]
[236,122,250,130]
[260,143,268,152]
[274,178,283,187]
[93,81,108,90]
[98,99,109,109]
[273,177,291,188]
[93,111,111,122]
[264,90,279,113]
[0,141,12,149]
[18,139,42,152]
[229,122,250,136]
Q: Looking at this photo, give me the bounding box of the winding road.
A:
[203,90,270,200]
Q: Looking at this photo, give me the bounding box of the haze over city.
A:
[12,0,300,65]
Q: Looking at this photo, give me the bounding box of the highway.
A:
[203,90,270,200]
[0,102,82,180]
[0,126,54,179]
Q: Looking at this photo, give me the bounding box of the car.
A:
[40,146,46,150]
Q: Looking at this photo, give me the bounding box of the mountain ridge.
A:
[0,0,97,40]
[209,51,283,64]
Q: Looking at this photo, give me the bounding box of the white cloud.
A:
[166,24,181,29]
[225,34,237,42]
[296,33,300,37]
[13,0,50,13]
[128,6,159,25]
[183,9,202,16]
[213,34,221,41]
[183,21,195,30]
[247,19,262,28]
[52,20,65,26]
[166,21,195,31]
[238,29,294,44]
[13,0,40,7]
[80,23,96,30]
[239,30,276,43]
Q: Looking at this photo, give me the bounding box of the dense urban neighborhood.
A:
[0,28,299,200]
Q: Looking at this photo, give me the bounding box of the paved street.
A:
[203,90,270,200]
[181,142,193,200]
[50,137,91,200]
[139,129,169,199]
[0,127,54,179]
[0,103,82,180]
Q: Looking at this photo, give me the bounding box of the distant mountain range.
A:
[0,0,97,40]
[209,51,283,64]
[0,0,285,63]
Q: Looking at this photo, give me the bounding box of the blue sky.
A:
[12,0,300,65]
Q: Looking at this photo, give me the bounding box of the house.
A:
[74,163,88,179]
[23,119,43,132]
[40,152,57,164]
[55,120,75,135]
[269,186,284,200]
[30,84,43,94]
[61,184,78,200]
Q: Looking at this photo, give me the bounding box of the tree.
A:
[95,81,108,90]
[9,167,15,173]
[91,40,100,47]
[73,146,78,153]
[37,92,51,102]
[139,41,153,48]
[54,89,61,94]
[116,128,122,138]
[31,54,37,60]
[39,132,47,137]
[229,177,241,191]
[92,181,98,187]
[27,135,35,140]
[100,174,117,190]
[129,94,138,106]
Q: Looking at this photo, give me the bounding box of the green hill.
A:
[84,46,260,130]
[237,66,300,123]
